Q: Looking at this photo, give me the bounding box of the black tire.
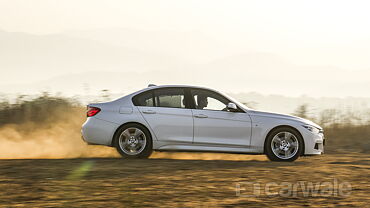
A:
[265,127,304,162]
[113,123,153,159]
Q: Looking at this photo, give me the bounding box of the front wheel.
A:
[113,123,153,158]
[265,127,303,162]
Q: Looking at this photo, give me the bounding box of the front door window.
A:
[191,89,230,111]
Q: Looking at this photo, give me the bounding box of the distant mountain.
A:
[63,28,246,64]
[64,28,370,97]
[1,28,369,98]
[0,29,185,84]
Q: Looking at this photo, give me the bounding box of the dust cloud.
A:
[0,119,266,160]
[0,122,119,159]
[0,101,119,159]
[0,95,269,160]
[0,121,267,160]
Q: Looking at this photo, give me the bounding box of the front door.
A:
[190,89,252,146]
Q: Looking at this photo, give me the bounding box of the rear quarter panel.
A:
[90,96,158,145]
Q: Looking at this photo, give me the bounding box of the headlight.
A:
[302,125,321,134]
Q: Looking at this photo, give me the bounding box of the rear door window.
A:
[154,88,186,108]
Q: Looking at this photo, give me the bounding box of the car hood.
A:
[247,109,322,130]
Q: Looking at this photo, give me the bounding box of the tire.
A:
[265,127,303,162]
[113,123,153,159]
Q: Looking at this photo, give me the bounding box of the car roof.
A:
[145,84,215,91]
[124,84,220,100]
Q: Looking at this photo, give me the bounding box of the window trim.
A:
[132,87,246,113]
[132,87,190,109]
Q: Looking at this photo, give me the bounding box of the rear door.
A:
[134,88,193,143]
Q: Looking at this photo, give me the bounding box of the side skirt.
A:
[154,141,264,154]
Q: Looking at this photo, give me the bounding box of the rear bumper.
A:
[81,117,119,146]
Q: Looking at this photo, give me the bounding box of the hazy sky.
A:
[0,0,370,97]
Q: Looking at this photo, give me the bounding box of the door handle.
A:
[194,114,208,118]
[142,110,156,114]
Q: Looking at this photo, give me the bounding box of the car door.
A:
[191,89,252,146]
[133,88,193,143]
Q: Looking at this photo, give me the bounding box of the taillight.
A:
[87,106,101,117]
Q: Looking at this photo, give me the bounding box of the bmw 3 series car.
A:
[81,85,324,161]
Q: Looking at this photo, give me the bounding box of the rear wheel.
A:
[265,127,303,162]
[113,123,153,158]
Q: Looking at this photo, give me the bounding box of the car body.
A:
[81,85,324,161]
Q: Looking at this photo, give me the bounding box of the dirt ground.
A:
[0,153,369,207]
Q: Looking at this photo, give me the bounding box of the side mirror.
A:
[227,102,237,111]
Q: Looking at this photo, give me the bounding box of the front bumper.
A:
[299,127,325,155]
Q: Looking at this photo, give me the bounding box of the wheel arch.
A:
[110,121,152,146]
[263,125,305,155]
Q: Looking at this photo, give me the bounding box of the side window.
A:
[154,88,186,108]
[132,91,154,107]
[191,89,230,111]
